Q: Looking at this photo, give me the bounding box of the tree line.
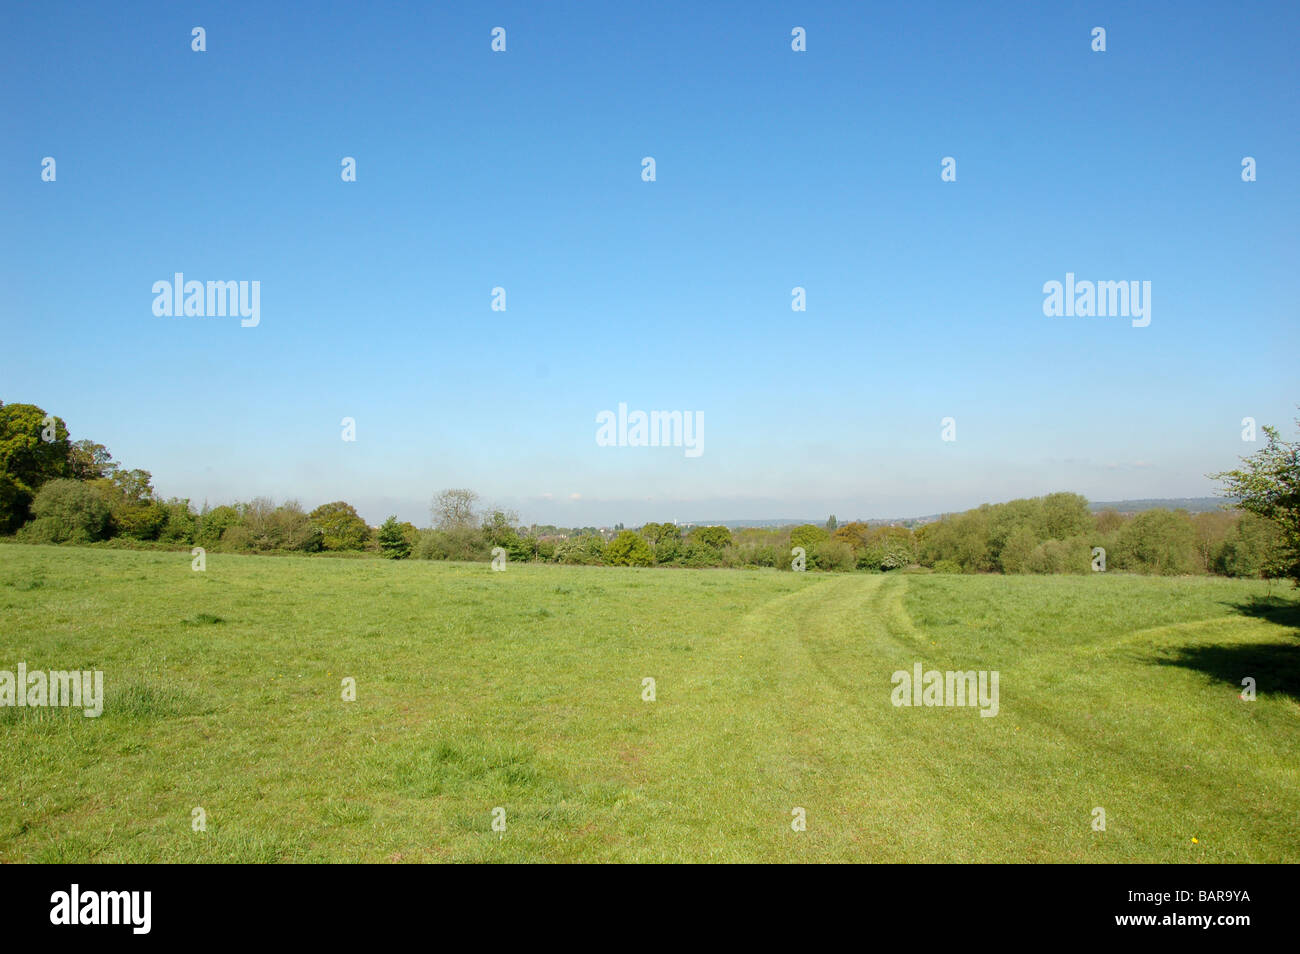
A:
[2,400,1296,584]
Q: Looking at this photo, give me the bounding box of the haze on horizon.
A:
[4,2,1295,529]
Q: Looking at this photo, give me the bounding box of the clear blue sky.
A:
[3,1,1297,526]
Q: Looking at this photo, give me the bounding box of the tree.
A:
[158,498,197,544]
[92,469,166,540]
[1036,492,1092,540]
[1094,508,1125,535]
[481,508,521,547]
[639,522,680,545]
[690,525,732,550]
[239,498,321,552]
[826,514,838,532]
[377,516,412,559]
[789,524,828,550]
[1214,512,1286,579]
[555,534,605,565]
[309,501,370,550]
[67,440,116,480]
[432,488,479,530]
[0,402,71,532]
[1212,414,1300,585]
[196,505,241,547]
[999,526,1038,574]
[832,521,871,551]
[604,530,654,566]
[1114,509,1197,575]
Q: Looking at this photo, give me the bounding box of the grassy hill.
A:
[1,544,1296,862]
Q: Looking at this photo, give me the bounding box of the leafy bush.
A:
[855,546,884,571]
[673,542,724,567]
[1214,512,1286,579]
[195,505,241,547]
[998,527,1038,574]
[506,534,538,562]
[218,525,253,551]
[733,543,777,567]
[811,539,855,571]
[17,479,110,543]
[158,499,197,544]
[555,535,606,565]
[653,537,681,564]
[604,530,654,567]
[413,526,486,561]
[377,516,411,559]
[880,541,913,571]
[1027,537,1092,574]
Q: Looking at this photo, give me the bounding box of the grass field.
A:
[1,543,1297,863]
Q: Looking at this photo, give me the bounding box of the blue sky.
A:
[3,1,1297,526]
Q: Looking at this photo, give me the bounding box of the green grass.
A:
[1,543,1297,862]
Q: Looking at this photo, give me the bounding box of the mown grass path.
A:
[1,545,1296,862]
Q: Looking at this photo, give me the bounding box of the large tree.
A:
[1212,414,1300,586]
[308,501,371,550]
[432,488,479,531]
[67,440,117,480]
[0,402,71,532]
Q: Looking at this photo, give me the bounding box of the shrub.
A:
[673,542,724,567]
[158,499,197,544]
[555,535,605,565]
[195,505,241,547]
[377,516,411,559]
[880,541,913,571]
[653,537,681,565]
[811,539,855,571]
[506,534,538,562]
[998,527,1038,574]
[604,530,654,567]
[932,559,963,574]
[218,525,253,551]
[1027,537,1091,574]
[264,501,322,552]
[856,546,884,571]
[734,543,777,567]
[18,479,111,543]
[1215,512,1286,579]
[413,529,445,560]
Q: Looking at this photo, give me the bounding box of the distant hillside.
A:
[1088,497,1233,514]
[704,497,1236,529]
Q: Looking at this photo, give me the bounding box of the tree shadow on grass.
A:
[1152,642,1300,701]
[1152,596,1300,701]
[1221,595,1300,630]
